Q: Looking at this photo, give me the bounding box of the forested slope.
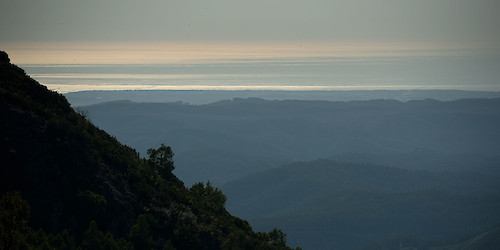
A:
[0,51,294,249]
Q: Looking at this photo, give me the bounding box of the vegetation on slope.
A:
[222,159,500,249]
[0,51,295,249]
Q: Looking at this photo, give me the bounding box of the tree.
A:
[0,191,30,249]
[190,182,227,213]
[128,214,154,250]
[147,144,175,179]
[82,221,132,250]
[267,228,288,248]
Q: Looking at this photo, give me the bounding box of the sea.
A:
[3,41,500,94]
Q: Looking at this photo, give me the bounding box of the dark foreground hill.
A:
[0,51,294,249]
[222,159,500,249]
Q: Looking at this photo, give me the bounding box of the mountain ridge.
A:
[81,95,500,186]
[0,51,294,249]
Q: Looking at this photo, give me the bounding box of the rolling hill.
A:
[222,159,500,249]
[82,96,500,186]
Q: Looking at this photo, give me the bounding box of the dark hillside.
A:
[0,51,293,249]
[1,53,141,236]
[222,159,500,249]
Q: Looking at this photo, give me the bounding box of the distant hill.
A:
[82,96,500,186]
[221,159,500,249]
[64,89,500,106]
[430,226,500,250]
[0,51,294,249]
[361,226,500,250]
[332,149,500,175]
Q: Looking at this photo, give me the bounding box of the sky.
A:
[1,0,500,92]
[1,0,500,46]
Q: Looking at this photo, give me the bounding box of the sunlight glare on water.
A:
[2,41,499,93]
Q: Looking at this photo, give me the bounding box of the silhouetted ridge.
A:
[0,51,9,63]
[0,51,294,249]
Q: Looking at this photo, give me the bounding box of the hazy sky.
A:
[1,0,500,47]
[1,0,500,93]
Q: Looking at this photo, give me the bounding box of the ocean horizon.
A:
[3,41,499,93]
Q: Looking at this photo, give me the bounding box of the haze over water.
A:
[4,41,500,93]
